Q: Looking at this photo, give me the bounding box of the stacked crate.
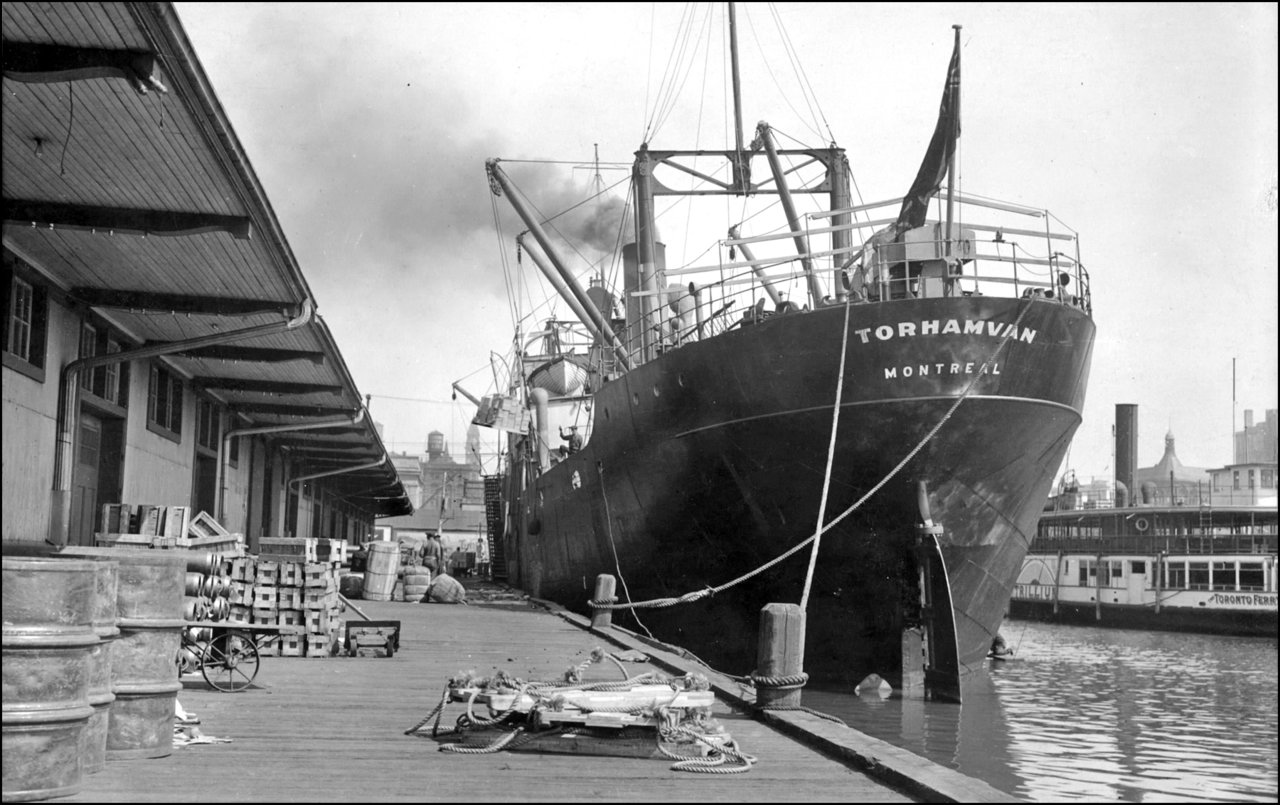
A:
[225,547,344,657]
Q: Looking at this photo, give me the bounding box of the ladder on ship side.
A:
[483,475,508,580]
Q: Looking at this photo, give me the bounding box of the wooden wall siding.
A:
[60,595,912,803]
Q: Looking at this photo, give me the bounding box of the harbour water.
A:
[805,622,1278,802]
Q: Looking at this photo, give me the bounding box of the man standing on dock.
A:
[423,532,445,574]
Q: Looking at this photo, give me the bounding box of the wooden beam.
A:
[5,200,252,240]
[194,378,342,395]
[76,289,294,317]
[277,442,375,453]
[230,404,355,417]
[2,41,166,94]
[166,345,325,364]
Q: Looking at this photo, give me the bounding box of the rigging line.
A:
[595,462,654,639]
[799,293,852,611]
[741,4,820,143]
[766,2,832,144]
[646,2,698,141]
[652,2,714,140]
[492,193,520,333]
[595,300,1036,612]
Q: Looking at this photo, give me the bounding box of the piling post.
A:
[590,574,616,629]
[754,603,806,708]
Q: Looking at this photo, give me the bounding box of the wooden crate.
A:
[279,634,304,657]
[101,504,133,534]
[303,564,333,587]
[278,609,304,628]
[255,561,279,586]
[304,634,331,658]
[136,505,164,536]
[277,587,301,609]
[251,607,278,625]
[278,562,304,587]
[305,609,329,634]
[251,586,280,608]
[303,588,337,610]
[187,511,229,539]
[229,604,251,622]
[162,506,191,538]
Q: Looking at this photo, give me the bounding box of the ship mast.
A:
[728,2,748,192]
[630,2,848,362]
[943,25,962,259]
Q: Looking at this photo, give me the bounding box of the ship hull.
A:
[504,295,1094,686]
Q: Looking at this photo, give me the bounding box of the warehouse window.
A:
[196,397,220,453]
[3,256,49,382]
[147,363,183,440]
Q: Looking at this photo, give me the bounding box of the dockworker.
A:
[559,424,583,454]
[423,532,445,573]
[449,546,467,578]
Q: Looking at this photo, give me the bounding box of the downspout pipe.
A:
[756,122,825,306]
[50,300,314,546]
[215,404,364,523]
[288,455,390,537]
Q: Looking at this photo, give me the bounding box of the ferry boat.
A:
[472,7,1096,698]
[1009,503,1278,635]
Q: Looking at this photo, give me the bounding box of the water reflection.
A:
[805,623,1278,802]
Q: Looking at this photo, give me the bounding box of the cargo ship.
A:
[471,9,1095,698]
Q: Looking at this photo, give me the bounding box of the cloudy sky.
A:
[173,2,1277,481]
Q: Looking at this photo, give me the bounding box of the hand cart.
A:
[183,621,303,692]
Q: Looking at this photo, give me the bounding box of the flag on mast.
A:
[895,29,962,233]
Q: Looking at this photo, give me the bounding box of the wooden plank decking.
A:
[60,582,1002,802]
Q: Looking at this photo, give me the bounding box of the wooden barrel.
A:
[57,548,185,761]
[2,557,98,802]
[362,543,399,601]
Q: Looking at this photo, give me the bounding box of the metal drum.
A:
[2,557,98,802]
[57,548,186,761]
[73,558,119,776]
[362,542,399,601]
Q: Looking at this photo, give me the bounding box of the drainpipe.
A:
[50,300,313,546]
[288,455,389,539]
[215,406,365,524]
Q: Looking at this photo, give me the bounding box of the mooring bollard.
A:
[590,574,616,629]
[754,602,805,708]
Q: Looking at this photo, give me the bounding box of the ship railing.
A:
[1031,532,1279,556]
[615,194,1091,361]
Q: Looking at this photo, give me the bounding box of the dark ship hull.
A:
[501,294,1095,686]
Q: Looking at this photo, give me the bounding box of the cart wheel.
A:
[201,631,260,692]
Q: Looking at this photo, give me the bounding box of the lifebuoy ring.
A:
[1134,517,1149,533]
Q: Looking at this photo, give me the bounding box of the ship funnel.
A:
[1115,404,1138,503]
[1140,481,1156,505]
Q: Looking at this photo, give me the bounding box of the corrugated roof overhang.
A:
[2,2,413,519]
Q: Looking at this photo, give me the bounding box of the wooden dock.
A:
[62,581,1014,802]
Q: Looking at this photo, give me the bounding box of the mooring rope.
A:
[800,293,852,612]
[590,300,1037,613]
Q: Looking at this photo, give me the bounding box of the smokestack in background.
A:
[1115,404,1138,503]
